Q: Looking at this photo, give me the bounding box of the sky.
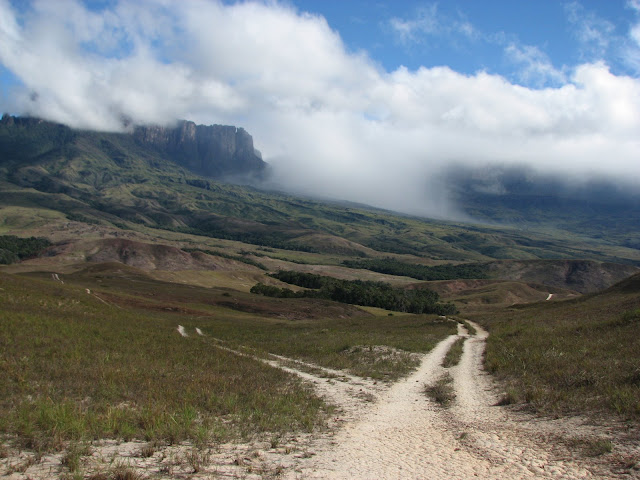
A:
[0,0,639,218]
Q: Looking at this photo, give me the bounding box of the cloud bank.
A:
[1,0,640,218]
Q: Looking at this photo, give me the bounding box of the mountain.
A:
[0,114,266,182]
[445,164,640,248]
[133,120,266,179]
[1,114,640,268]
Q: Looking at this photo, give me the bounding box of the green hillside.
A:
[474,273,640,419]
[2,116,640,266]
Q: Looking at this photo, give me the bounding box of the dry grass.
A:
[475,276,640,419]
[424,373,455,407]
[461,320,477,336]
[0,268,454,451]
[442,337,465,368]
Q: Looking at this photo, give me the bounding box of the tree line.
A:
[250,270,457,315]
[342,257,488,281]
[0,235,51,264]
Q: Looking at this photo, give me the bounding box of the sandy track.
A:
[282,321,614,479]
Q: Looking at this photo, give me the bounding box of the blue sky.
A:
[3,1,638,95]
[0,0,639,217]
[289,0,638,83]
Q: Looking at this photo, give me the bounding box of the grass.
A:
[424,373,455,407]
[202,313,454,381]
[0,273,327,451]
[65,265,456,381]
[0,268,455,452]
[474,277,640,419]
[442,337,465,368]
[462,320,477,336]
[61,442,92,474]
[86,467,145,480]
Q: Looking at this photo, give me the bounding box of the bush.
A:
[0,235,51,264]
[250,271,458,315]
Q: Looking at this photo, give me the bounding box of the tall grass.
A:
[0,273,325,451]
[0,269,455,450]
[475,287,640,419]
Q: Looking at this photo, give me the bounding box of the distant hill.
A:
[485,259,639,293]
[1,114,639,267]
[0,114,266,181]
[446,164,640,248]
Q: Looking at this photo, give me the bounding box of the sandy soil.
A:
[278,321,638,479]
[2,321,638,479]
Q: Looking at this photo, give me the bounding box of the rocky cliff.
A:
[133,120,266,179]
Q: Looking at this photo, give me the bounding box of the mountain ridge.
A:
[132,119,266,179]
[0,114,266,181]
[1,114,640,266]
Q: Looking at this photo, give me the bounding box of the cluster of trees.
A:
[0,235,51,264]
[342,257,488,281]
[250,271,457,315]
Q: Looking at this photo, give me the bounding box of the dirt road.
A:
[281,321,619,479]
[4,322,634,479]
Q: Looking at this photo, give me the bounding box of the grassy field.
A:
[472,274,640,419]
[0,267,455,453]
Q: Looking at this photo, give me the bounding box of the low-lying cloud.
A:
[1,0,639,219]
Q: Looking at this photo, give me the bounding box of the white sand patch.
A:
[177,325,188,337]
[195,327,204,336]
[546,293,554,300]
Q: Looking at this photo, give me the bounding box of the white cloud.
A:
[565,1,615,59]
[0,0,639,218]
[505,44,567,87]
[388,3,479,46]
[389,4,440,44]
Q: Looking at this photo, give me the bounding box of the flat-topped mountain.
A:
[133,120,265,179]
[0,114,266,181]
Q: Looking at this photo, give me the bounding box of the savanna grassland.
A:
[0,264,455,455]
[1,116,639,477]
[471,274,640,420]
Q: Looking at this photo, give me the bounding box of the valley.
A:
[0,116,639,479]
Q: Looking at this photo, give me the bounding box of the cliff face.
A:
[133,120,266,179]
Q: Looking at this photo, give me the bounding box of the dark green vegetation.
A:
[343,258,488,281]
[253,270,457,315]
[0,266,455,450]
[476,273,640,419]
[0,235,51,264]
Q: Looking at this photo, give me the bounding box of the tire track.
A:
[284,321,609,479]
